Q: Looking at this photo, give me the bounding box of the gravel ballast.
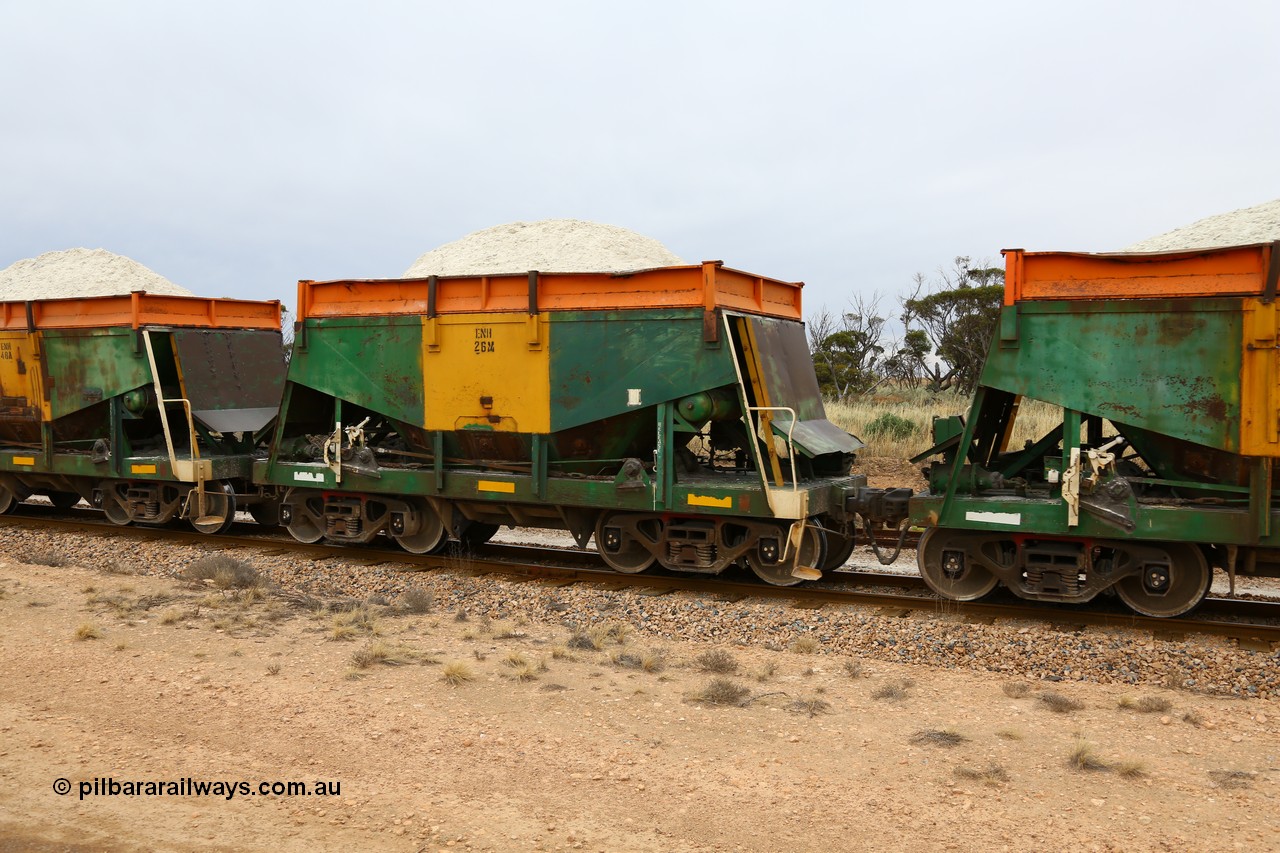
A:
[4,525,1275,701]
[0,248,194,300]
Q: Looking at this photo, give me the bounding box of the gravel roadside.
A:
[2,524,1276,701]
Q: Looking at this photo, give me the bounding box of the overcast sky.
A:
[3,1,1278,316]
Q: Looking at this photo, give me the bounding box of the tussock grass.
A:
[955,764,1010,785]
[788,697,832,717]
[872,679,914,701]
[1208,769,1255,789]
[612,649,666,673]
[909,728,969,747]
[74,622,102,641]
[493,621,524,640]
[1002,682,1031,698]
[266,663,281,676]
[550,645,573,660]
[567,630,603,651]
[440,661,474,686]
[1118,695,1172,714]
[692,677,751,707]
[843,659,864,679]
[1039,691,1083,713]
[350,640,416,669]
[1067,740,1109,772]
[827,393,1062,460]
[181,555,264,590]
[788,636,819,655]
[159,607,184,626]
[327,605,380,641]
[398,587,434,615]
[505,663,539,682]
[1116,760,1147,779]
[502,651,530,669]
[25,551,70,567]
[996,729,1024,741]
[695,649,739,674]
[753,662,777,682]
[1182,710,1206,727]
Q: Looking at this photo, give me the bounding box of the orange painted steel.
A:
[0,293,281,331]
[297,262,804,320]
[1002,243,1275,305]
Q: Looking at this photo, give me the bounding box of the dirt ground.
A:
[0,555,1277,853]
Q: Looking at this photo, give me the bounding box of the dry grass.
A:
[1116,760,1147,779]
[753,662,777,682]
[327,605,380,641]
[440,661,475,686]
[612,648,666,673]
[788,636,819,655]
[1182,710,1206,727]
[1118,695,1172,714]
[74,622,102,641]
[180,555,264,590]
[1002,681,1031,698]
[503,651,530,669]
[350,640,415,669]
[788,697,832,717]
[691,677,751,707]
[955,764,1010,785]
[1039,691,1083,713]
[872,679,913,701]
[695,649,739,674]
[1067,740,1109,772]
[909,728,969,747]
[567,630,603,651]
[266,663,281,676]
[505,662,539,682]
[1208,770,1255,789]
[398,587,434,615]
[995,729,1024,741]
[25,550,70,567]
[550,645,573,660]
[158,606,184,626]
[827,392,1062,460]
[842,659,863,679]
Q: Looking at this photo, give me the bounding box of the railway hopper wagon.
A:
[911,243,1280,616]
[0,293,286,532]
[261,262,873,584]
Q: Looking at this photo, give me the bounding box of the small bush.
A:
[843,659,863,679]
[266,663,281,676]
[1067,740,1109,772]
[1118,695,1172,714]
[1208,770,1255,789]
[1002,682,1031,698]
[864,412,919,441]
[502,651,530,669]
[181,555,263,590]
[1039,691,1083,713]
[350,640,413,669]
[872,679,913,701]
[789,636,819,655]
[1116,760,1147,779]
[1182,710,1205,727]
[441,661,474,686]
[567,631,602,651]
[955,764,1010,785]
[398,588,434,615]
[692,678,750,707]
[788,697,832,717]
[909,729,969,747]
[695,649,739,674]
[754,662,777,682]
[74,622,102,641]
[26,551,69,567]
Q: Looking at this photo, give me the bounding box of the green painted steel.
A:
[41,329,151,421]
[548,309,737,432]
[982,298,1243,453]
[288,317,425,426]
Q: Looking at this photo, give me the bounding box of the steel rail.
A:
[1,511,1277,646]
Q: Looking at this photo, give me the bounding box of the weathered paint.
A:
[687,494,733,508]
[423,312,550,433]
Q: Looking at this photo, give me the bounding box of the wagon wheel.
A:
[820,531,856,571]
[394,500,449,554]
[1114,542,1212,618]
[47,491,82,510]
[0,483,20,514]
[747,523,827,587]
[917,527,999,601]
[190,482,236,535]
[283,488,325,544]
[595,513,658,574]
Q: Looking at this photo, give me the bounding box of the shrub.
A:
[692,678,750,707]
[864,412,918,441]
[695,649,739,674]
[181,555,263,590]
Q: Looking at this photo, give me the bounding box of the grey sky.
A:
[3,1,1277,316]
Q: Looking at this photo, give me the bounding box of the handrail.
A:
[746,405,799,493]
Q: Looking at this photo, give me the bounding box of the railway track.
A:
[2,509,1278,647]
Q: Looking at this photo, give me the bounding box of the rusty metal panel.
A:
[173,329,285,433]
